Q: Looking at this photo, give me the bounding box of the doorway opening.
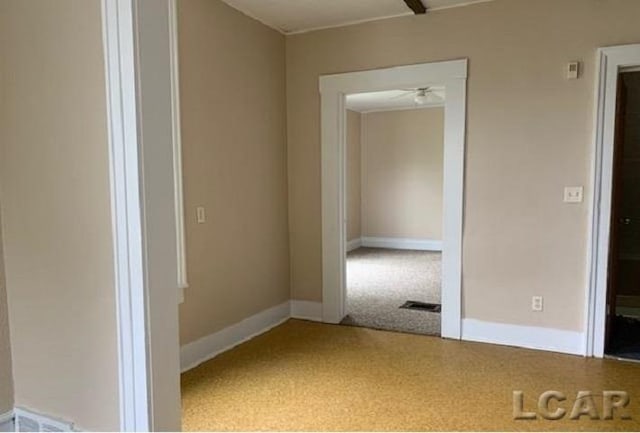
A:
[588,44,640,359]
[605,70,640,361]
[319,59,466,340]
[341,89,445,335]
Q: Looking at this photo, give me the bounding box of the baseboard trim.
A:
[461,319,585,356]
[180,304,586,374]
[291,300,323,322]
[0,410,13,433]
[346,238,362,252]
[180,301,291,372]
[361,237,442,251]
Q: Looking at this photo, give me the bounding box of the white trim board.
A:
[169,0,188,302]
[180,301,290,372]
[320,59,466,340]
[102,0,183,429]
[346,238,362,252]
[180,300,325,373]
[586,44,640,358]
[179,300,590,376]
[361,237,442,251]
[101,1,152,429]
[291,300,323,322]
[0,411,13,433]
[462,319,585,356]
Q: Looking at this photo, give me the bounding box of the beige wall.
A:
[361,108,444,240]
[0,213,12,414]
[0,1,119,430]
[178,0,290,344]
[286,0,640,330]
[346,110,362,242]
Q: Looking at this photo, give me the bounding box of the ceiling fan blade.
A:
[389,90,415,100]
[426,92,444,103]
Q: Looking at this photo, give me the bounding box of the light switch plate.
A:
[564,186,583,203]
[567,61,580,79]
[532,296,544,312]
[196,206,206,223]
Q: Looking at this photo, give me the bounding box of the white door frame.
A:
[585,44,640,358]
[101,0,182,430]
[319,59,467,339]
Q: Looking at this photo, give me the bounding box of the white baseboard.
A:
[461,318,585,356]
[180,301,290,372]
[360,237,442,251]
[180,302,586,375]
[291,300,323,322]
[346,238,362,252]
[0,411,13,433]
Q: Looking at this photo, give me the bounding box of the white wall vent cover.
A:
[14,408,74,432]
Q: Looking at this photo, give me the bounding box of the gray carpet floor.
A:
[341,247,441,336]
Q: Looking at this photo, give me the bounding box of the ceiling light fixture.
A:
[414,89,428,105]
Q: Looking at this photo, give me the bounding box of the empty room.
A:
[343,89,445,335]
[2,0,640,432]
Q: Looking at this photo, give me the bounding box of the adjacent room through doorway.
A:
[605,70,640,361]
[341,88,445,336]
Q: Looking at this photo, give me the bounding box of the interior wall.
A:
[286,0,640,331]
[361,108,444,240]
[346,110,362,242]
[0,1,119,430]
[0,212,12,415]
[178,0,290,345]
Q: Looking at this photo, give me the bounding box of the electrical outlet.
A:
[532,296,544,312]
[196,206,206,224]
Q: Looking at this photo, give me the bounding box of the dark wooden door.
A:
[605,74,628,352]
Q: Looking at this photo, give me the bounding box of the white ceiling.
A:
[346,88,445,113]
[220,0,495,34]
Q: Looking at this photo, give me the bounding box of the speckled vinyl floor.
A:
[181,319,640,431]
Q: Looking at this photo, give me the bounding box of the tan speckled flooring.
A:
[181,319,640,431]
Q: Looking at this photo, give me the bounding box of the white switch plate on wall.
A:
[532,296,544,312]
[567,61,580,79]
[563,186,583,203]
[196,206,206,224]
